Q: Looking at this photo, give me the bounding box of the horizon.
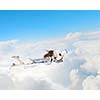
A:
[0,10,100,41]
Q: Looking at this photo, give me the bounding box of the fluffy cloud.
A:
[0,31,100,89]
[13,77,64,90]
[0,74,14,89]
[83,75,100,89]
[67,69,83,89]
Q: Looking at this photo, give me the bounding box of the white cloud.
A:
[0,31,100,89]
[83,75,100,89]
[65,32,81,40]
[67,69,83,89]
[0,74,14,89]
[13,77,64,90]
[80,55,100,73]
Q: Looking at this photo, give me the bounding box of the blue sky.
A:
[0,10,100,41]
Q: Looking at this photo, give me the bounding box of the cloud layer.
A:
[0,31,100,89]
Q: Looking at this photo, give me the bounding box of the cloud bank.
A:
[0,31,100,89]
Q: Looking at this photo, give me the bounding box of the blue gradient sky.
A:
[0,10,100,41]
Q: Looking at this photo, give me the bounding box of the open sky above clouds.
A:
[0,11,100,90]
[0,10,100,41]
